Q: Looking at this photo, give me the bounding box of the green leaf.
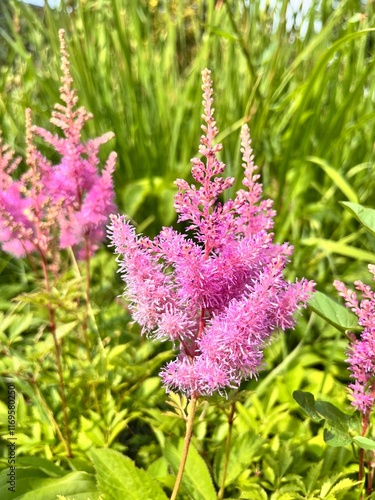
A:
[307,156,358,203]
[15,457,67,477]
[329,477,359,496]
[238,484,268,500]
[55,320,79,340]
[324,428,352,447]
[90,448,168,500]
[0,468,99,500]
[314,400,351,432]
[292,391,323,422]
[308,291,360,332]
[214,431,264,487]
[122,179,149,217]
[302,238,375,262]
[164,439,216,500]
[353,436,375,450]
[80,415,106,447]
[340,202,375,237]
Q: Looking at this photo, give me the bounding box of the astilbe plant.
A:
[108,68,315,497]
[0,29,117,457]
[334,267,375,493]
[0,29,117,263]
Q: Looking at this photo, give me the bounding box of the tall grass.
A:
[0,0,374,274]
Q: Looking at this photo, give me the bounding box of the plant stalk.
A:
[40,250,72,457]
[217,401,236,500]
[170,394,198,500]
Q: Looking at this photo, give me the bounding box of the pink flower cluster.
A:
[0,30,116,262]
[108,69,315,396]
[334,266,375,414]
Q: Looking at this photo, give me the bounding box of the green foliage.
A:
[0,465,99,500]
[164,439,216,499]
[90,448,168,500]
[0,0,375,498]
[293,390,359,447]
[308,291,360,332]
[1,0,374,249]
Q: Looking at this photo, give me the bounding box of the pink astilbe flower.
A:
[108,69,315,396]
[334,265,375,414]
[0,112,61,262]
[31,29,117,259]
[0,29,116,261]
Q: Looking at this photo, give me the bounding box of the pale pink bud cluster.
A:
[0,30,116,262]
[108,69,315,396]
[334,265,375,414]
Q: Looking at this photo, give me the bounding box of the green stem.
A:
[69,245,100,414]
[170,394,198,500]
[218,402,236,500]
[31,376,69,456]
[39,251,72,457]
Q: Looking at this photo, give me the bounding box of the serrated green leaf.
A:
[308,291,360,332]
[353,436,375,450]
[90,448,167,500]
[340,202,375,237]
[164,439,216,500]
[292,391,323,422]
[214,431,264,487]
[238,484,268,500]
[305,461,323,495]
[329,477,358,496]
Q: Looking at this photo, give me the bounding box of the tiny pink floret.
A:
[334,266,375,414]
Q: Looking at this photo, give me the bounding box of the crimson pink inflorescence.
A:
[0,29,116,261]
[334,266,375,414]
[108,69,315,396]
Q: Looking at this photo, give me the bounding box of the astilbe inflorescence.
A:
[0,29,116,263]
[334,266,375,415]
[108,69,315,396]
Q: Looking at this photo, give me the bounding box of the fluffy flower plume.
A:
[334,266,375,414]
[108,69,315,396]
[0,29,116,261]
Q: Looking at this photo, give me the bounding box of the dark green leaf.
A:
[292,391,323,422]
